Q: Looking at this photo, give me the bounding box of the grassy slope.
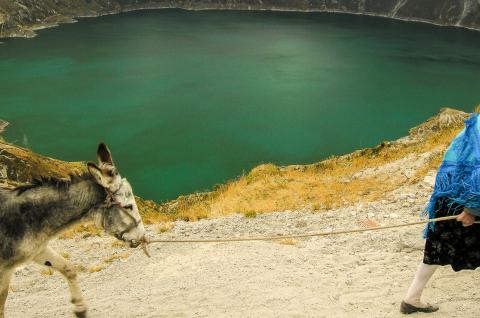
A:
[154,107,466,222]
[0,107,469,226]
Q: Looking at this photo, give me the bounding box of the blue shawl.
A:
[425,113,480,234]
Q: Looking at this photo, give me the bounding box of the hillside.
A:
[4,107,480,317]
[1,1,480,39]
[0,107,469,224]
[5,108,480,317]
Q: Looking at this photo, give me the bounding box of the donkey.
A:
[0,143,146,318]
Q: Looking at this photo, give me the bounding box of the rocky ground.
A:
[5,173,480,317]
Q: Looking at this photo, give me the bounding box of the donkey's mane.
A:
[13,173,92,195]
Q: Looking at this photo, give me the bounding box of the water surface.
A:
[1,10,480,201]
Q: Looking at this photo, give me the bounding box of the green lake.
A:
[1,10,480,202]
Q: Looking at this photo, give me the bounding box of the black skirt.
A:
[423,197,480,272]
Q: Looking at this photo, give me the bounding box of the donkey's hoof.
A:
[74,310,87,318]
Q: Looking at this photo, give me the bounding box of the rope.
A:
[146,215,478,244]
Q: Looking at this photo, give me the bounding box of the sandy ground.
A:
[5,179,480,317]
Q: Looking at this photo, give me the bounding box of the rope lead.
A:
[145,215,475,244]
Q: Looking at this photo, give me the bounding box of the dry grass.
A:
[60,222,103,239]
[87,263,106,273]
[48,110,468,235]
[111,240,125,248]
[60,251,71,259]
[131,109,465,225]
[156,222,175,233]
[1,108,468,230]
[243,211,257,218]
[0,139,84,187]
[157,123,461,222]
[76,264,87,273]
[88,253,130,273]
[278,238,298,246]
[104,253,130,264]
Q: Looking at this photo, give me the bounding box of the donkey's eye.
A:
[124,204,133,210]
[107,170,115,177]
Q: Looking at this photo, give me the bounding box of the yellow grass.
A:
[162,128,458,221]
[104,253,130,264]
[76,264,87,273]
[138,112,464,224]
[111,240,125,248]
[278,238,298,246]
[52,113,465,235]
[60,222,103,239]
[60,251,71,259]
[87,264,106,273]
[156,222,175,233]
[88,253,130,273]
[2,108,467,230]
[243,211,257,218]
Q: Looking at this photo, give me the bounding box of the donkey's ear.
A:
[97,142,114,165]
[87,162,109,187]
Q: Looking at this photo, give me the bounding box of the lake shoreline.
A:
[1,5,479,40]
[3,6,480,202]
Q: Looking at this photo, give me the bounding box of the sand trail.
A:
[5,184,480,317]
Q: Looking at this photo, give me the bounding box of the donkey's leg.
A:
[0,269,13,318]
[34,247,88,318]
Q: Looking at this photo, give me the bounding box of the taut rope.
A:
[144,215,478,245]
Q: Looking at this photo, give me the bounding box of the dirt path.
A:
[5,182,480,317]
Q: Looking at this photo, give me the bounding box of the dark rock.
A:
[0,1,479,39]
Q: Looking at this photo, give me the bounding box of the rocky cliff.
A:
[0,0,479,38]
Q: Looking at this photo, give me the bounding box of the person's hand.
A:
[456,208,476,227]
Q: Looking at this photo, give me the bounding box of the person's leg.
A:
[403,262,439,307]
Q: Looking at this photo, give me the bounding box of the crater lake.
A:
[1,9,480,201]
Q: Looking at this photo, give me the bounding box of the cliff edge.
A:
[0,107,469,223]
[4,109,480,318]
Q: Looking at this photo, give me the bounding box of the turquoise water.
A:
[1,10,480,202]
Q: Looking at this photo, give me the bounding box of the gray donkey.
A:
[0,143,146,318]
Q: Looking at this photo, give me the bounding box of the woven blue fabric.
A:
[424,113,480,235]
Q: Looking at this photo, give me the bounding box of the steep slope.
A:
[0,0,479,39]
[0,107,469,223]
[161,107,467,221]
[5,131,480,317]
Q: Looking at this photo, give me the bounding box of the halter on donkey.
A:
[0,143,146,318]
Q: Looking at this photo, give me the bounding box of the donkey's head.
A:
[87,143,146,248]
